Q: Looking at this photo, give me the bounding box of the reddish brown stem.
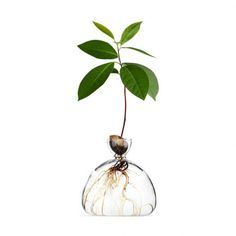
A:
[120,86,127,138]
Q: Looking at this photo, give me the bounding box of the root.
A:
[82,160,154,216]
[82,170,108,211]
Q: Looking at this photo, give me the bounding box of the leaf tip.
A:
[135,21,143,27]
[78,95,85,101]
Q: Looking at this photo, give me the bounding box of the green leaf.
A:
[93,21,114,39]
[120,64,149,100]
[120,22,142,45]
[126,63,159,100]
[112,68,119,73]
[122,47,155,57]
[78,63,114,100]
[78,40,117,59]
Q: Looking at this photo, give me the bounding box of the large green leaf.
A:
[78,63,114,100]
[126,63,159,100]
[122,47,154,57]
[120,22,142,45]
[78,40,117,59]
[93,21,114,39]
[120,64,149,100]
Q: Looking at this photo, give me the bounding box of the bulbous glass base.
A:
[82,159,156,216]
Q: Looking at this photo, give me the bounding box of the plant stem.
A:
[115,42,127,138]
[120,85,127,138]
[116,43,122,66]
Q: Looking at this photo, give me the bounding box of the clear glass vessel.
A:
[82,135,157,216]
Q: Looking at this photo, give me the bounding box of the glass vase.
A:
[82,135,157,216]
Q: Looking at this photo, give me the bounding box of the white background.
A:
[0,0,236,235]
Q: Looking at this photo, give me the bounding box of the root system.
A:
[82,160,154,216]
